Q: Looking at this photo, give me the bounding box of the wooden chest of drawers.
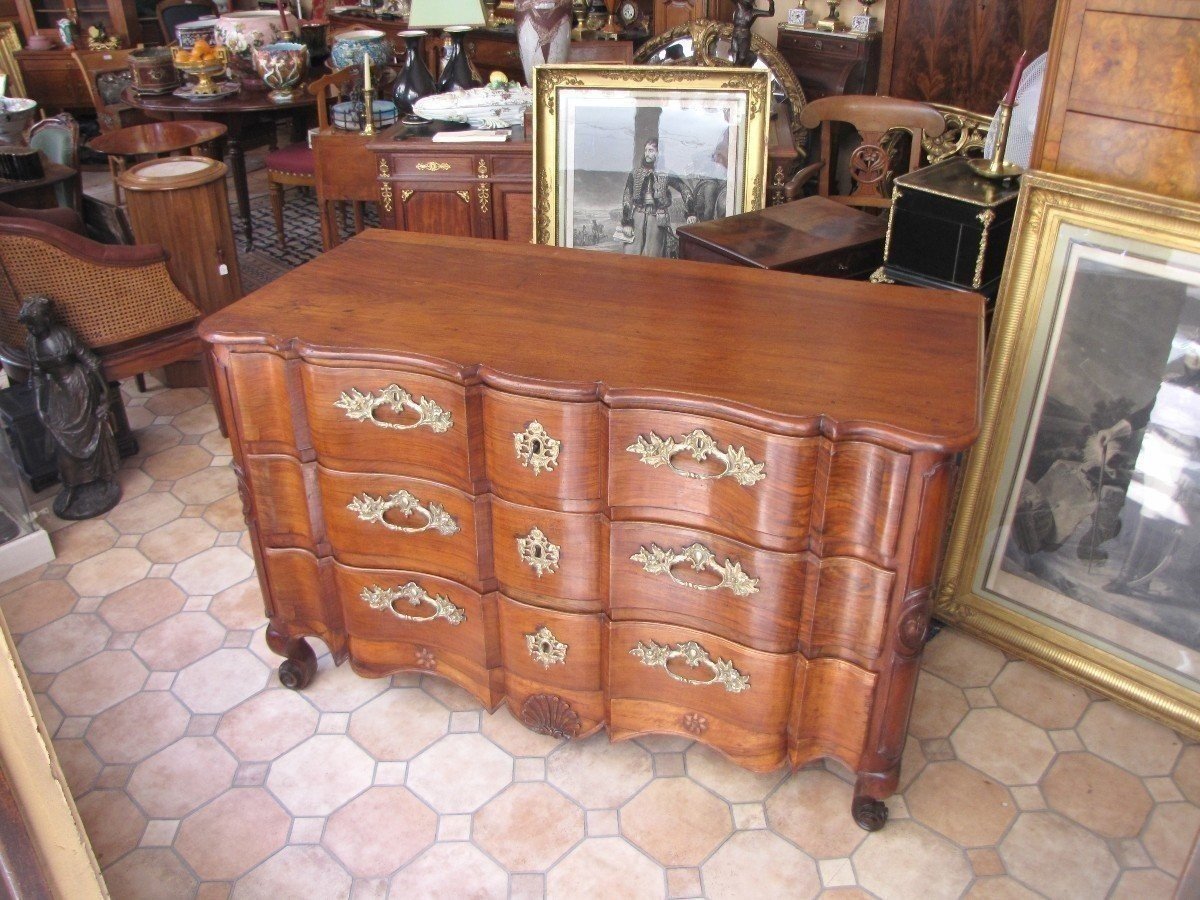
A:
[200,230,982,830]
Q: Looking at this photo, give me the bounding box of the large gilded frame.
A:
[532,64,771,249]
[936,170,1200,738]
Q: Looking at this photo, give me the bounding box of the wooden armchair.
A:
[28,114,83,216]
[0,217,204,386]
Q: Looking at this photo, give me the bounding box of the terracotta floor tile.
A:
[323,786,437,877]
[548,836,666,899]
[175,788,291,880]
[144,387,208,417]
[547,733,653,809]
[1141,801,1200,876]
[684,743,786,802]
[203,493,247,533]
[52,738,102,796]
[962,876,1044,899]
[999,811,1120,900]
[621,777,731,867]
[139,518,220,564]
[1042,752,1153,838]
[174,403,222,436]
[133,611,227,671]
[966,846,1006,877]
[231,845,352,899]
[347,688,450,760]
[991,660,1090,730]
[209,580,266,631]
[950,708,1056,786]
[1077,700,1183,777]
[126,737,238,818]
[407,732,514,813]
[480,702,563,757]
[389,841,509,899]
[98,578,187,632]
[909,671,970,740]
[473,782,584,872]
[102,848,198,899]
[49,650,148,716]
[172,466,238,506]
[129,424,182,458]
[701,830,821,899]
[1110,868,1180,899]
[765,769,866,859]
[64,547,152,595]
[905,760,1016,847]
[49,518,119,565]
[199,430,232,456]
[922,627,1007,688]
[105,494,186,536]
[172,647,270,714]
[0,578,76,633]
[173,546,255,596]
[87,691,191,764]
[421,674,485,711]
[852,820,974,900]
[142,444,212,482]
[216,687,319,761]
[16,613,108,673]
[267,733,376,816]
[75,789,146,867]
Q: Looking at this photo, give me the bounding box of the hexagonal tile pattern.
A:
[1000,811,1119,899]
[348,689,450,760]
[142,445,212,481]
[49,651,148,716]
[52,739,102,796]
[1111,868,1180,899]
[474,782,584,872]
[685,743,787,803]
[991,660,1089,730]
[324,787,437,877]
[74,789,145,867]
[854,820,973,900]
[173,402,221,436]
[951,708,1056,785]
[481,703,563,757]
[548,733,653,809]
[209,579,266,631]
[620,777,731,867]
[922,627,1006,688]
[1077,700,1183,777]
[18,614,110,674]
[48,519,118,565]
[216,688,319,761]
[104,494,185,536]
[702,830,821,899]
[267,734,375,816]
[172,465,237,505]
[905,761,1016,847]
[65,547,151,596]
[172,546,255,596]
[0,580,76,634]
[175,788,291,880]
[389,842,509,898]
[545,836,664,900]
[202,493,245,532]
[909,671,970,740]
[138,518,219,564]
[133,611,226,671]
[766,769,867,859]
[1142,801,1200,876]
[1042,752,1153,838]
[87,691,191,764]
[1174,744,1200,805]
[98,578,186,632]
[127,737,237,817]
[103,848,197,899]
[408,733,514,813]
[144,387,207,417]
[231,845,351,899]
[172,648,269,713]
[281,655,389,712]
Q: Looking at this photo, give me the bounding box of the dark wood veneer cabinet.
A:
[200,231,983,829]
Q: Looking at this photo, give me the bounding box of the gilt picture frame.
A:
[937,171,1200,738]
[532,65,770,258]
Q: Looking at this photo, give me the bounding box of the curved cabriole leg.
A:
[266,625,317,690]
[852,794,889,832]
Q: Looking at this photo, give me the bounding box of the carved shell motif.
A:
[520,693,581,739]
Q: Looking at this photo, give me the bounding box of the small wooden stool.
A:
[88,120,227,203]
[676,196,888,279]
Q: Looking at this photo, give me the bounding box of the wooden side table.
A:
[775,27,881,101]
[88,120,227,204]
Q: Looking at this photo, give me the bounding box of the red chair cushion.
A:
[265,143,315,176]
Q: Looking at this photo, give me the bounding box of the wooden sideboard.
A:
[200,230,983,829]
[775,27,881,102]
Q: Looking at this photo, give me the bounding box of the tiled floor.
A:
[3,382,1199,899]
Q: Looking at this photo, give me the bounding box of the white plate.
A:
[173,82,240,101]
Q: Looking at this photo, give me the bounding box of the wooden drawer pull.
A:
[361,582,465,625]
[517,526,560,576]
[333,384,453,433]
[513,420,561,475]
[626,429,765,486]
[347,490,460,535]
[630,639,750,693]
[630,542,759,596]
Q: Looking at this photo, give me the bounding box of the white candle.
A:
[363,52,371,91]
[296,0,302,21]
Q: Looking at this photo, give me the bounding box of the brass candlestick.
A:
[968,100,1023,180]
[361,85,376,136]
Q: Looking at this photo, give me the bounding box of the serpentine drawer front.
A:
[201,230,982,831]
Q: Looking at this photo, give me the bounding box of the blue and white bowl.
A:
[329,29,392,70]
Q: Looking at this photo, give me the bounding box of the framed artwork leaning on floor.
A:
[532,64,770,259]
[937,170,1200,738]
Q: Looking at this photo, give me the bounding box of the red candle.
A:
[1003,50,1030,105]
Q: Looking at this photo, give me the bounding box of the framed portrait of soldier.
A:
[532,65,770,258]
[937,171,1200,739]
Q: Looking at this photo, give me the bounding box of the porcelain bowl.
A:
[214,10,297,58]
[0,98,37,145]
[329,29,392,70]
[175,18,218,49]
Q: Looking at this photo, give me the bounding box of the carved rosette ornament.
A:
[517,527,560,576]
[630,542,759,596]
[333,384,453,433]
[525,625,568,668]
[626,429,765,486]
[513,420,561,475]
[682,712,708,735]
[415,646,437,669]
[520,693,581,738]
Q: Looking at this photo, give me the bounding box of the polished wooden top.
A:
[122,83,318,116]
[88,120,228,157]
[201,230,983,450]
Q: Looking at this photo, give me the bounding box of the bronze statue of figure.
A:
[731,0,775,67]
[18,295,121,519]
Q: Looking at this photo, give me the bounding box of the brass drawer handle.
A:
[630,542,759,596]
[517,526,560,577]
[626,429,765,486]
[334,384,453,433]
[416,161,452,171]
[526,625,568,667]
[630,640,750,693]
[361,582,465,625]
[513,420,561,475]
[347,490,460,535]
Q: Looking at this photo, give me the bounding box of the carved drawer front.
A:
[498,595,605,737]
[777,30,862,60]
[225,352,297,454]
[386,153,477,179]
[260,548,340,643]
[482,389,604,506]
[609,410,818,552]
[609,522,808,654]
[608,622,794,771]
[490,497,606,612]
[801,556,896,669]
[813,440,910,567]
[318,468,485,587]
[244,456,318,552]
[301,363,472,488]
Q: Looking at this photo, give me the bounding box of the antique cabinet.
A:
[877,0,1055,114]
[14,49,91,113]
[14,0,141,44]
[1031,0,1200,202]
[200,229,983,829]
[775,26,881,101]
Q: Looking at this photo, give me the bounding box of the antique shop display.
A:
[0,98,38,145]
[171,43,233,98]
[874,156,1019,300]
[128,47,180,95]
[514,0,572,87]
[201,229,983,829]
[18,296,120,520]
[775,22,880,100]
[937,171,1200,738]
[533,64,769,258]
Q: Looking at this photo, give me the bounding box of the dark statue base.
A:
[53,478,120,520]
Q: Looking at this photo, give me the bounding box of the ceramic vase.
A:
[215,10,297,86]
[254,42,308,102]
[391,30,435,114]
[514,0,572,87]
[437,25,480,93]
[329,29,392,70]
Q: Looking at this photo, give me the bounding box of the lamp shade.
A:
[407,0,486,28]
